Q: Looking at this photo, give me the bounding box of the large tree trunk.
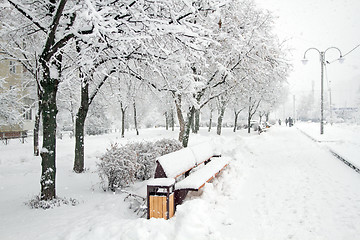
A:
[217,107,225,135]
[73,82,89,173]
[183,106,195,147]
[39,63,59,201]
[23,0,69,201]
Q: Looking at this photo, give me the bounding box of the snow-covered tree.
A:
[2,0,223,200]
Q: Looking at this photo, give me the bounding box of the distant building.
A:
[0,49,35,140]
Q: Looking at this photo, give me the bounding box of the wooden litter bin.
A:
[147,178,175,220]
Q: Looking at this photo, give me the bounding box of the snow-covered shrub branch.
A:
[97,138,182,191]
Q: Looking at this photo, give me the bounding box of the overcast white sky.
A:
[255,0,360,109]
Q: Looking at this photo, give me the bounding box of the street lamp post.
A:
[302,47,344,135]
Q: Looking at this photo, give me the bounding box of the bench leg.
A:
[174,189,189,208]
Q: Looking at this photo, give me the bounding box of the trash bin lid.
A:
[147,178,175,187]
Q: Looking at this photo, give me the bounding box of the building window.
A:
[9,61,16,74]
[24,108,32,120]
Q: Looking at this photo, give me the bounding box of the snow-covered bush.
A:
[97,143,139,192]
[97,139,182,191]
[25,196,79,209]
[132,139,184,181]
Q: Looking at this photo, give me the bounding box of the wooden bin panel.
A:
[149,194,175,220]
[149,196,166,219]
[169,193,174,218]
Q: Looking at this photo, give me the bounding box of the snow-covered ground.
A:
[1,124,360,240]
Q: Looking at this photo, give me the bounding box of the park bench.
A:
[0,131,27,144]
[147,141,230,219]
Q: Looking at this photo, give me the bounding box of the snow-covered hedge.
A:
[97,139,182,191]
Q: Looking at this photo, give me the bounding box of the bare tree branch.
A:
[7,0,47,33]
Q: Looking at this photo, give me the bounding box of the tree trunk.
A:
[208,109,213,132]
[69,91,76,133]
[191,115,195,133]
[121,102,126,138]
[183,106,195,147]
[33,101,41,156]
[170,109,175,131]
[73,82,89,173]
[247,105,251,134]
[217,107,225,135]
[133,101,139,135]
[34,56,41,156]
[194,109,200,133]
[233,110,239,132]
[165,111,169,130]
[247,98,261,134]
[39,63,59,201]
[265,112,270,122]
[175,97,185,142]
[36,0,69,200]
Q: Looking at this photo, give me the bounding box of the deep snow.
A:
[0,124,360,240]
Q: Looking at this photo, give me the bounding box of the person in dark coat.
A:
[288,117,293,127]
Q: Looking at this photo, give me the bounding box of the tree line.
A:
[0,0,290,201]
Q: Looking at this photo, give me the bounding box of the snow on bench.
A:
[156,147,197,179]
[175,156,230,191]
[155,141,221,179]
[189,141,221,165]
[153,141,229,207]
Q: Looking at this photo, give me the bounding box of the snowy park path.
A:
[215,127,360,240]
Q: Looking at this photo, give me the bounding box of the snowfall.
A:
[1,122,360,240]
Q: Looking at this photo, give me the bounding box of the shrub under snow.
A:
[25,196,79,209]
[97,138,182,191]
